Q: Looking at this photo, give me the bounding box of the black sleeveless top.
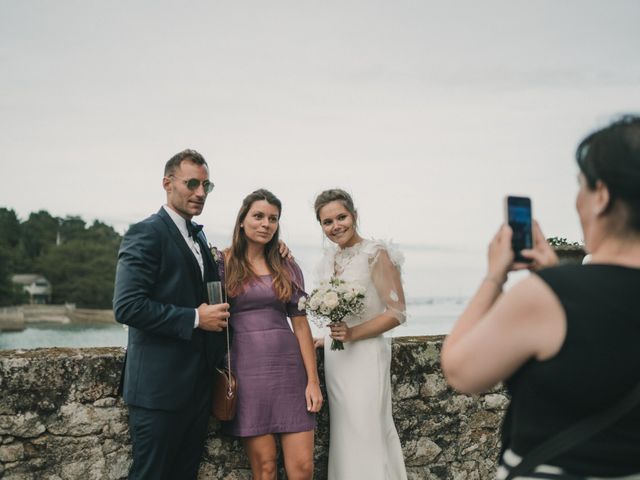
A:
[502,264,640,476]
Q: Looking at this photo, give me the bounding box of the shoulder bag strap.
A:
[505,381,640,479]
[224,287,231,373]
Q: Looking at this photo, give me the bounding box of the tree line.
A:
[0,208,123,308]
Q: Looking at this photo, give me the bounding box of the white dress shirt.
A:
[162,205,203,328]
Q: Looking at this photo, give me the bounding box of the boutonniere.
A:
[209,243,223,263]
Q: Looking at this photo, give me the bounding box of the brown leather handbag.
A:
[211,306,237,421]
[212,366,237,421]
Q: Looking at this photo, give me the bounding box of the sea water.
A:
[0,297,464,350]
[0,322,127,350]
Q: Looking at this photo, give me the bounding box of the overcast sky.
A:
[2,1,639,267]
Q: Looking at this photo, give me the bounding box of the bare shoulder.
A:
[503,274,562,316]
[495,274,567,361]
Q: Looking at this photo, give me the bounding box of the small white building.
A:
[11,274,52,304]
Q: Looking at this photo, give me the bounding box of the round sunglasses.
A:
[169,175,214,194]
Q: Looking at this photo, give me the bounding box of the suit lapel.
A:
[195,232,220,283]
[157,208,203,287]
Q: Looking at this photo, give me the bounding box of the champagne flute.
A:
[206,281,224,304]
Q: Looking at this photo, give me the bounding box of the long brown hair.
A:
[225,189,293,301]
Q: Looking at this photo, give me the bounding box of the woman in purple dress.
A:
[222,189,322,480]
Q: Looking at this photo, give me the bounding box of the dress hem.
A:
[223,423,316,438]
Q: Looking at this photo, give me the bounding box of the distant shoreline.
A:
[0,304,116,333]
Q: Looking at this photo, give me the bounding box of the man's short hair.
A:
[164,149,208,176]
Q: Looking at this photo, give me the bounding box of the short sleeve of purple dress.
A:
[223,259,315,436]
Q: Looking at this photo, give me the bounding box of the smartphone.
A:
[505,196,533,263]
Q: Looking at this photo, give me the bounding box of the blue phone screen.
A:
[508,198,532,261]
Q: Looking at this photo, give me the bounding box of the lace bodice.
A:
[317,239,406,327]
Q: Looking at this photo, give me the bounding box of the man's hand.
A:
[197,303,230,332]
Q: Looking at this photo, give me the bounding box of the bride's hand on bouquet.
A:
[329,321,352,343]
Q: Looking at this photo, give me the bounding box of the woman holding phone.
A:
[222,189,322,480]
[441,115,640,478]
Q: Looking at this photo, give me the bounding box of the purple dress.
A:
[223,261,315,437]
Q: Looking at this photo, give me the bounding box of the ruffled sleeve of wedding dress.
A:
[363,240,407,325]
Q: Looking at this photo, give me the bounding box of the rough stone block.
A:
[93,397,117,408]
[420,373,449,398]
[406,437,442,465]
[395,382,420,400]
[47,403,116,436]
[0,413,46,438]
[0,442,24,462]
[2,470,35,480]
[59,457,106,479]
[483,393,509,410]
[445,394,476,414]
[105,449,130,480]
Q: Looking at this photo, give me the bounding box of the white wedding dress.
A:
[317,239,408,480]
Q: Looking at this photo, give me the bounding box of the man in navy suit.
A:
[114,149,229,479]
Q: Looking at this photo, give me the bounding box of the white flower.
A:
[323,291,339,309]
[308,295,321,310]
[298,296,307,311]
[304,277,366,330]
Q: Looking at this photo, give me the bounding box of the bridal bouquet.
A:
[298,278,366,351]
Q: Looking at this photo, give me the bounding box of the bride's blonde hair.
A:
[314,189,358,226]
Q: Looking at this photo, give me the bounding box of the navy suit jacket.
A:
[113,207,226,411]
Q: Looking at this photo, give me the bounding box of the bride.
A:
[313,188,408,480]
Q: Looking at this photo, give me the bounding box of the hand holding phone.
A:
[505,196,533,263]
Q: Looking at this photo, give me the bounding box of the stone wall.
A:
[0,337,507,479]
